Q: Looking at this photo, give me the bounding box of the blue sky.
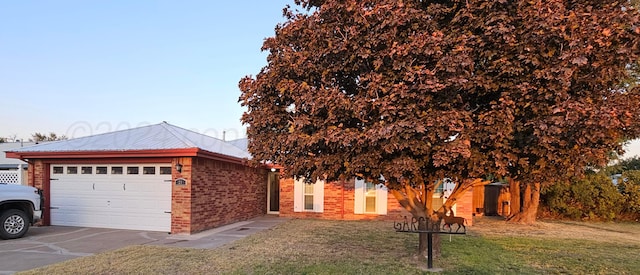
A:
[0,0,295,141]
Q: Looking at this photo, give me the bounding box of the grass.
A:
[18,218,640,274]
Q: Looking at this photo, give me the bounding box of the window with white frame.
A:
[354,177,388,215]
[304,182,315,210]
[293,177,324,213]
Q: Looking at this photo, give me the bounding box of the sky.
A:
[2,1,640,160]
[0,0,296,142]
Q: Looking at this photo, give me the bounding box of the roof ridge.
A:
[67,122,162,141]
[158,122,199,148]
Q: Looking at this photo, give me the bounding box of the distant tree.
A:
[30,132,68,142]
[240,0,640,256]
[619,171,640,219]
[604,157,640,175]
[0,137,6,143]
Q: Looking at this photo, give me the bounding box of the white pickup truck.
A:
[0,183,43,239]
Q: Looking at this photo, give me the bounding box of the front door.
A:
[267,172,280,214]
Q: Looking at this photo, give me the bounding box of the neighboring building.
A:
[473,182,511,217]
[0,141,35,185]
[6,122,268,235]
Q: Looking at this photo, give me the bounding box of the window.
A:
[159,167,172,175]
[67,166,78,174]
[81,166,93,174]
[143,167,156,175]
[354,177,387,215]
[111,167,123,175]
[96,166,108,174]
[365,182,376,213]
[127,167,139,175]
[435,178,455,198]
[293,177,324,213]
[304,183,314,210]
[52,166,63,174]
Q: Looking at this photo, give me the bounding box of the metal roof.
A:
[226,138,248,152]
[7,122,251,160]
[0,142,36,167]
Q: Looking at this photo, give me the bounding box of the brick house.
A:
[276,176,475,225]
[5,122,268,234]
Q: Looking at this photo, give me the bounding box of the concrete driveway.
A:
[0,215,288,275]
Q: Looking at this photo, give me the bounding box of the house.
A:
[5,122,269,234]
[229,137,476,225]
[0,141,35,185]
[277,177,475,225]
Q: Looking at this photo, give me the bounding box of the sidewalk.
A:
[151,215,290,249]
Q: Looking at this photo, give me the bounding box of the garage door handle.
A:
[50,207,60,209]
[164,211,171,214]
[164,180,172,182]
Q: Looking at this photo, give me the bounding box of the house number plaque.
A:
[175,178,187,186]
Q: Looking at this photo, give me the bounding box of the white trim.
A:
[293,177,324,213]
[354,178,365,214]
[293,178,303,212]
[376,183,388,215]
[314,179,324,212]
[267,172,280,214]
[354,178,387,215]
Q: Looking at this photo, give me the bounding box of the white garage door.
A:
[50,164,172,232]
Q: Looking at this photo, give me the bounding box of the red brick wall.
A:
[178,157,267,234]
[171,157,193,234]
[279,178,409,221]
[279,177,473,224]
[28,160,49,225]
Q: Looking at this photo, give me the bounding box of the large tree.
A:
[240,0,640,255]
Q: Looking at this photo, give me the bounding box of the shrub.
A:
[541,173,623,221]
[619,171,640,220]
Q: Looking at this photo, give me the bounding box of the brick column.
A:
[171,157,192,234]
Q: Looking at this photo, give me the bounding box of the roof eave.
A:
[195,149,250,165]
[6,148,256,167]
[5,148,201,160]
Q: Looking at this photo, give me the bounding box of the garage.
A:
[6,122,268,235]
[49,164,173,232]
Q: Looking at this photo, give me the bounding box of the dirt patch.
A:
[470,216,640,245]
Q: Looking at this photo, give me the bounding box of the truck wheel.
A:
[0,209,30,239]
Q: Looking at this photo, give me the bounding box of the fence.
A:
[0,169,23,184]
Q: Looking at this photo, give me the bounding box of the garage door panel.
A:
[50,164,172,232]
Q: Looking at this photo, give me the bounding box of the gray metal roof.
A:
[0,142,36,167]
[8,122,251,159]
[226,138,248,152]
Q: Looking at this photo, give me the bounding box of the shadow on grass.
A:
[550,220,636,234]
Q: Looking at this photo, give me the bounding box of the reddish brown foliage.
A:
[240,0,640,221]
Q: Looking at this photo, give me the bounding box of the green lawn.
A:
[19,218,640,274]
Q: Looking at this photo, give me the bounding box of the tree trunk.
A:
[508,182,540,223]
[509,179,521,217]
[390,185,440,259]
